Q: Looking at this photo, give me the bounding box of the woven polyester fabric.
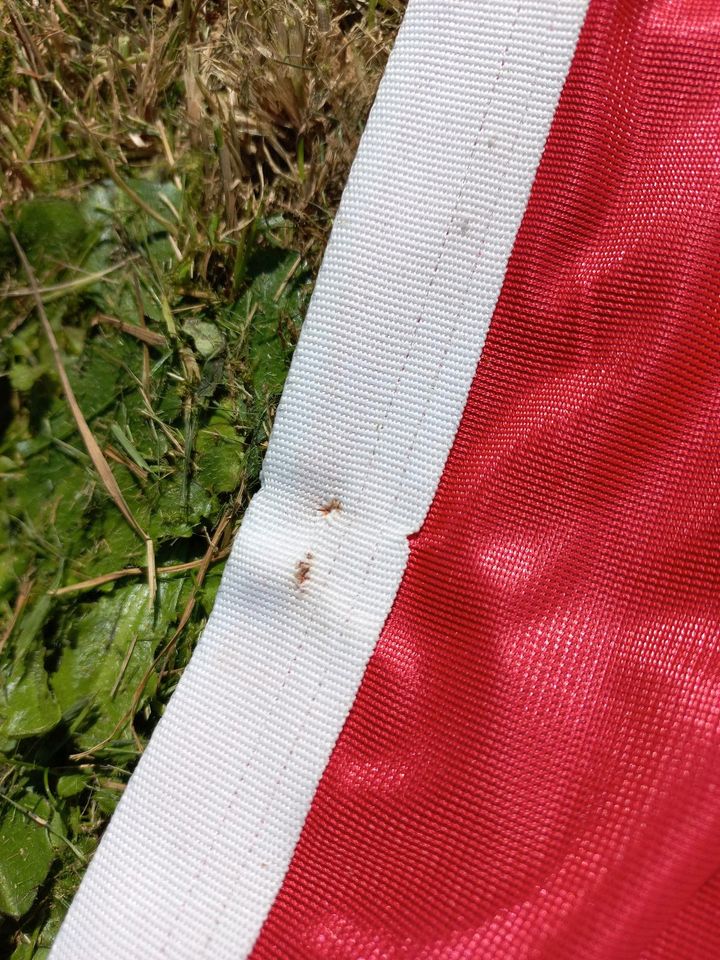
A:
[49,2,588,957]
[249,1,720,957]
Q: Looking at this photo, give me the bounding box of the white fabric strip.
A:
[50,3,588,957]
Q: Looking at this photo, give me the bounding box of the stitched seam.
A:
[201,2,569,951]
[229,5,562,940]
[160,1,572,951]
[156,16,525,951]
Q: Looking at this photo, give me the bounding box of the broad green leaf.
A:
[0,650,61,740]
[51,580,183,748]
[0,595,61,741]
[0,792,54,919]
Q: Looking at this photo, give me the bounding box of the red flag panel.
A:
[251,1,720,956]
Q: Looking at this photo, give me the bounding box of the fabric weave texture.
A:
[250,1,720,957]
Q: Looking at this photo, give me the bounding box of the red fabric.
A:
[250,1,720,957]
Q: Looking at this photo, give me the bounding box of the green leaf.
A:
[55,775,88,800]
[184,318,225,359]
[0,792,54,919]
[245,249,307,398]
[84,178,181,254]
[8,363,46,392]
[142,475,218,541]
[51,580,183,748]
[110,424,152,474]
[0,595,61,741]
[0,649,61,740]
[195,418,244,494]
[14,198,91,276]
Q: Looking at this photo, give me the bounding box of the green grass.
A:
[0,2,403,955]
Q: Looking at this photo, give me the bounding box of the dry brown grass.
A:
[1,0,405,266]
